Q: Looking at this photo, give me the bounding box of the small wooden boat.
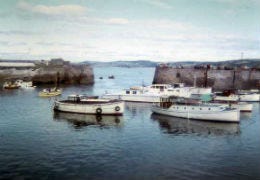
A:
[54,95,124,115]
[151,96,240,123]
[3,81,20,89]
[39,88,62,97]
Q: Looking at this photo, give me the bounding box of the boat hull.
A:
[39,90,62,97]
[54,100,124,115]
[3,86,20,89]
[233,102,253,112]
[239,93,260,102]
[151,105,240,123]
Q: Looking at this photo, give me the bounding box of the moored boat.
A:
[214,90,260,102]
[209,101,253,112]
[151,96,240,123]
[54,95,124,115]
[3,81,20,89]
[15,80,36,89]
[238,92,260,102]
[102,83,212,103]
[39,88,62,97]
[213,91,239,102]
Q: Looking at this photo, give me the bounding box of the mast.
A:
[193,75,197,87]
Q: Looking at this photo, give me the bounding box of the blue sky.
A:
[0,0,259,62]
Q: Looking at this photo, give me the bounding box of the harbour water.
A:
[0,67,260,179]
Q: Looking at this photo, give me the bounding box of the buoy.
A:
[96,108,102,114]
[115,106,120,111]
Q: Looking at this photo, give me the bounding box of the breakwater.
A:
[153,66,260,90]
[0,59,94,85]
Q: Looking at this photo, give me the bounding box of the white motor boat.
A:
[210,101,253,112]
[15,80,36,89]
[102,83,212,103]
[239,92,260,102]
[232,102,253,112]
[213,91,239,102]
[214,90,259,102]
[151,96,240,123]
[54,95,124,115]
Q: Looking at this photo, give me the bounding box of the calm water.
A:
[0,67,260,180]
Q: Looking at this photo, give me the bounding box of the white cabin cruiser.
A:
[15,80,36,89]
[212,92,252,112]
[151,96,240,123]
[210,101,253,112]
[214,90,260,102]
[238,92,260,102]
[54,95,124,115]
[102,83,212,103]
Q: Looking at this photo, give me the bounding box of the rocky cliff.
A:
[153,66,260,90]
[0,60,94,85]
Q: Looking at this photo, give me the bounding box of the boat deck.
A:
[59,99,122,104]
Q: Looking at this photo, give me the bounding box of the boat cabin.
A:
[149,84,172,92]
[123,89,143,95]
[159,96,200,108]
[67,95,98,102]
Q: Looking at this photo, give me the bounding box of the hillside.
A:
[82,60,157,67]
[82,59,260,68]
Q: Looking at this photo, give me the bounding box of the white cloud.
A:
[142,0,172,9]
[3,1,260,62]
[104,18,130,25]
[17,1,86,16]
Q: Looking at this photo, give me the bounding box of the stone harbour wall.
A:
[0,63,94,85]
[153,66,260,90]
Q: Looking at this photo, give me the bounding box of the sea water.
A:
[0,67,259,179]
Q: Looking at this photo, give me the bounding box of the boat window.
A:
[126,90,130,94]
[200,108,202,110]
[208,108,211,110]
[133,91,137,94]
[192,108,194,110]
[177,107,178,109]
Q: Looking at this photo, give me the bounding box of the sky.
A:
[0,0,259,62]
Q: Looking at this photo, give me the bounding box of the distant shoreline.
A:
[1,59,260,68]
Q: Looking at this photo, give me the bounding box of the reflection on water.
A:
[125,102,152,117]
[240,112,252,120]
[151,113,240,136]
[53,111,123,128]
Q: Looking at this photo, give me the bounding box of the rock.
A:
[0,60,94,85]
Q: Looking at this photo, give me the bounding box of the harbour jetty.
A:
[0,58,94,85]
[153,64,260,90]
